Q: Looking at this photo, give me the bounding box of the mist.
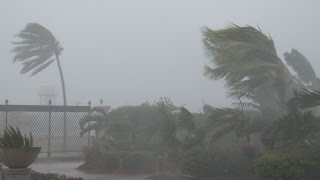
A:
[0,0,319,111]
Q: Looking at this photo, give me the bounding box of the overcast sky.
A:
[0,0,319,112]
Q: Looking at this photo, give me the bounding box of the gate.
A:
[0,100,91,157]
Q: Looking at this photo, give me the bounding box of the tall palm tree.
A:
[12,23,66,106]
[202,24,290,114]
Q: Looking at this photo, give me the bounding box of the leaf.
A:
[11,23,62,76]
[284,49,316,84]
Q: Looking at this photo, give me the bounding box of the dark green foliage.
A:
[102,152,121,171]
[31,171,84,180]
[123,151,156,173]
[207,107,261,144]
[82,143,101,162]
[79,107,109,137]
[178,107,195,134]
[179,148,253,178]
[284,49,318,85]
[254,151,320,180]
[202,24,287,102]
[100,151,156,172]
[0,126,33,148]
[291,89,320,109]
[178,148,214,178]
[262,98,320,149]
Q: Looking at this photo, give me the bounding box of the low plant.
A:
[254,150,320,180]
[178,147,254,178]
[0,126,33,148]
[31,171,84,180]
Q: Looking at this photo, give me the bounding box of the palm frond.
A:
[291,89,320,109]
[178,107,195,132]
[284,49,316,84]
[12,23,63,76]
[202,24,288,104]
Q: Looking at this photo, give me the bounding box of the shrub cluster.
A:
[82,146,156,173]
[31,172,84,180]
[178,147,253,178]
[254,150,320,180]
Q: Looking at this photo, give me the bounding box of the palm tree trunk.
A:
[55,55,67,106]
[55,55,67,151]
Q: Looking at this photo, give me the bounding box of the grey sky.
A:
[0,0,319,112]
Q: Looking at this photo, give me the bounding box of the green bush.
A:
[31,171,84,180]
[178,148,253,178]
[83,144,100,162]
[179,148,214,177]
[123,151,156,172]
[101,151,121,171]
[254,151,320,180]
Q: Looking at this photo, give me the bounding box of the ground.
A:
[31,161,151,180]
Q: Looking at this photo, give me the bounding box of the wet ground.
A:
[31,161,151,180]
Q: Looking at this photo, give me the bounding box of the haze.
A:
[0,0,319,111]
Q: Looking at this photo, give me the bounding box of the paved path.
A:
[31,161,150,180]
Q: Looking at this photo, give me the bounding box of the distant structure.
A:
[37,85,57,105]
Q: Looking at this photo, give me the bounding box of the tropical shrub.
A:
[179,148,253,178]
[101,151,122,171]
[0,126,33,148]
[96,151,156,172]
[82,144,101,162]
[31,171,84,180]
[254,150,320,180]
[123,151,156,173]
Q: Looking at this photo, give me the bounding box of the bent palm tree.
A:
[12,23,66,106]
[202,24,289,113]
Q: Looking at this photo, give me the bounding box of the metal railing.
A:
[0,100,91,157]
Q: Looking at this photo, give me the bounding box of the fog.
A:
[1,0,319,111]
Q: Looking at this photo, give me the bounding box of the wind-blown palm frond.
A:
[79,107,109,137]
[178,107,195,133]
[262,99,319,149]
[232,102,260,110]
[207,107,260,143]
[202,24,286,97]
[12,23,63,76]
[12,23,67,107]
[284,49,317,84]
[291,89,320,109]
[202,24,290,115]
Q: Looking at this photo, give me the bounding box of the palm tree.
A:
[207,107,261,144]
[79,107,109,138]
[261,99,319,149]
[202,24,290,114]
[12,23,66,106]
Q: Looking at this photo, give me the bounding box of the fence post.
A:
[5,100,8,129]
[88,101,91,147]
[63,111,67,151]
[48,100,52,158]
